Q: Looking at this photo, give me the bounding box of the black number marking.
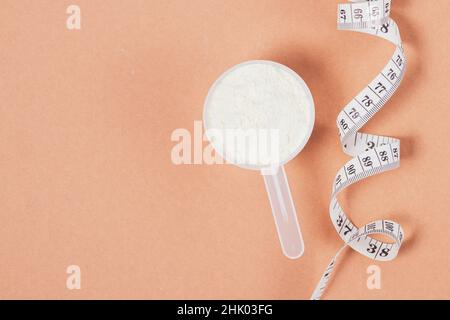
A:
[337,216,344,228]
[365,141,375,151]
[343,225,353,236]
[381,22,389,33]
[366,222,376,231]
[379,150,388,162]
[380,248,390,257]
[347,164,356,175]
[362,156,373,167]
[339,119,349,130]
[384,221,395,232]
[367,243,377,254]
[362,95,373,107]
[392,147,399,159]
[387,68,397,81]
[349,107,359,119]
[375,82,387,94]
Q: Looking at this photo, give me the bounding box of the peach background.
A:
[0,0,449,299]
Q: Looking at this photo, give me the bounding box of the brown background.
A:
[0,0,448,299]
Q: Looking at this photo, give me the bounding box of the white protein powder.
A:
[205,61,313,168]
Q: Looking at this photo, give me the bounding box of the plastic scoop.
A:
[203,60,315,259]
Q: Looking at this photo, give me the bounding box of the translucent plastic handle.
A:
[261,166,304,259]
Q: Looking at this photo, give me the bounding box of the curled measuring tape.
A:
[311,0,406,300]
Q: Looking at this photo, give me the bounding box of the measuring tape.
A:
[310,0,406,300]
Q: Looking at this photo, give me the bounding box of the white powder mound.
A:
[205,61,313,167]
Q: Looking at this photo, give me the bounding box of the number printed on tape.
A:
[311,0,406,300]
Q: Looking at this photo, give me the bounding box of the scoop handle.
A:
[261,166,304,259]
